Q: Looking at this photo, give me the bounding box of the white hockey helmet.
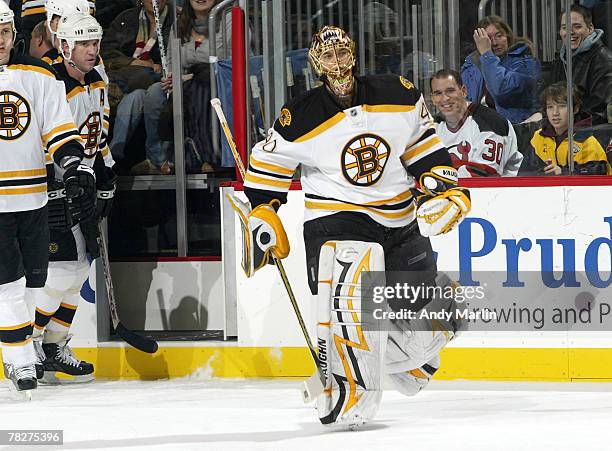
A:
[46,0,91,34]
[0,0,16,43]
[56,13,103,59]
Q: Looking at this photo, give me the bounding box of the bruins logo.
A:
[0,91,31,141]
[79,112,102,158]
[49,242,59,254]
[279,108,292,127]
[341,134,390,186]
[399,76,414,90]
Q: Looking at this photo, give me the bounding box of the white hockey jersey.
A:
[435,103,522,177]
[0,54,83,213]
[244,75,451,228]
[52,61,113,170]
[43,49,109,85]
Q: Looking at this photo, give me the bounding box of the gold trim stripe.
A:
[50,317,71,328]
[90,81,106,90]
[42,123,76,144]
[0,321,32,331]
[401,136,442,162]
[67,86,86,100]
[245,173,292,189]
[60,303,77,311]
[295,112,346,143]
[0,185,47,196]
[250,156,294,176]
[305,200,414,219]
[8,64,55,79]
[2,338,33,347]
[362,104,416,113]
[0,169,46,179]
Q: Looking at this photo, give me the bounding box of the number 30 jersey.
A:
[51,61,113,170]
[244,75,452,228]
[435,103,522,177]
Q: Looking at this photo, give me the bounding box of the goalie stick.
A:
[210,98,325,402]
[98,222,159,354]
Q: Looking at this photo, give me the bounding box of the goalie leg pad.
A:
[385,273,462,374]
[316,240,386,429]
[388,355,440,396]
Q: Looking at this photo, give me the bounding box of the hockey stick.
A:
[98,222,159,354]
[210,98,325,401]
[151,0,169,78]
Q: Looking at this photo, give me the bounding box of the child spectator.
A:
[548,4,612,125]
[461,15,541,124]
[530,82,611,175]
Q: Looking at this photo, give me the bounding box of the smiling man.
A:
[549,4,612,125]
[431,69,522,177]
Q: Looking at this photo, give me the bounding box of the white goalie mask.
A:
[308,26,356,97]
[46,0,91,38]
[0,0,16,43]
[57,13,103,63]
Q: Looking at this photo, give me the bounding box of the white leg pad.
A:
[316,241,386,429]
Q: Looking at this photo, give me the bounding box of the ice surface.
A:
[1,379,612,451]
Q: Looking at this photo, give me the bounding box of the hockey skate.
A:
[33,336,45,380]
[3,362,37,401]
[40,336,94,384]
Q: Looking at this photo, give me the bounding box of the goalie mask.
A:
[308,26,356,97]
[57,13,102,70]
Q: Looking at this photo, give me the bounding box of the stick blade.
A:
[115,323,159,354]
[301,372,325,403]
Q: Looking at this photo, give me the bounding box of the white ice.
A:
[2,379,612,451]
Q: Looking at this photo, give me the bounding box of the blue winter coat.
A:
[461,43,541,124]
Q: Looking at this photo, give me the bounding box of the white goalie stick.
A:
[151,0,169,78]
[210,98,325,402]
[98,222,159,354]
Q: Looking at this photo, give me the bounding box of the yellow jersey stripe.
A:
[42,123,76,144]
[0,185,47,196]
[362,190,412,206]
[249,156,294,176]
[362,104,416,113]
[8,64,55,79]
[67,86,86,100]
[305,200,415,219]
[295,112,346,143]
[0,168,46,179]
[60,302,77,311]
[401,136,442,162]
[50,317,71,327]
[21,6,46,16]
[90,81,106,90]
[245,173,292,189]
[48,135,83,157]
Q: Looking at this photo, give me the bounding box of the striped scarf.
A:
[133,6,168,61]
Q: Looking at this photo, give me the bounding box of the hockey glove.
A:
[47,180,73,230]
[415,166,471,237]
[63,163,96,199]
[96,168,117,219]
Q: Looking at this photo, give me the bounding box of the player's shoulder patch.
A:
[471,104,510,136]
[8,54,57,79]
[358,74,420,107]
[273,86,339,142]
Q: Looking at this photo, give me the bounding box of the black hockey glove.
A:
[63,163,96,200]
[79,217,101,259]
[96,168,117,219]
[47,180,73,230]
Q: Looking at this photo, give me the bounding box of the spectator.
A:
[430,69,522,177]
[28,20,52,60]
[461,15,541,124]
[95,0,134,29]
[548,4,612,125]
[131,0,232,175]
[528,82,610,175]
[101,0,173,172]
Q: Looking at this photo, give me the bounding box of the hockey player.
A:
[431,69,523,177]
[31,12,115,384]
[40,0,91,65]
[0,0,91,398]
[237,26,470,428]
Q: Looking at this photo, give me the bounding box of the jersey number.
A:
[483,139,503,164]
